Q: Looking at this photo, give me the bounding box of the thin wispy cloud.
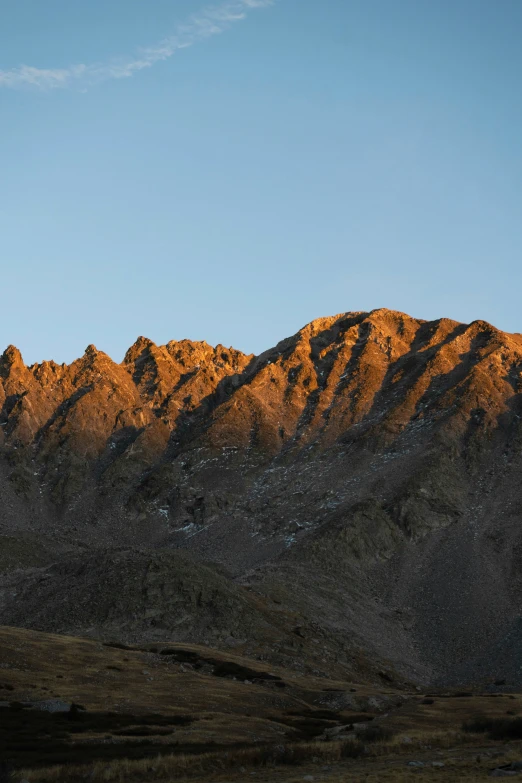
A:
[0,0,274,91]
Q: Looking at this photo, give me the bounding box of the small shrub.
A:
[340,739,365,758]
[462,715,494,733]
[276,745,310,765]
[490,717,522,740]
[245,745,302,767]
[252,747,276,766]
[67,704,83,722]
[422,698,435,705]
[356,725,394,743]
[462,715,522,740]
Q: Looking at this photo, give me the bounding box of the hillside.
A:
[5,625,522,782]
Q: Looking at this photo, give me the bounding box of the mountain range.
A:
[2,308,522,687]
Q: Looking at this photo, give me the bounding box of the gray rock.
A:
[324,724,353,737]
[30,699,71,713]
[408,761,425,767]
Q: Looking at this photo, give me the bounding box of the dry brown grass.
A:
[18,740,365,783]
[18,732,521,783]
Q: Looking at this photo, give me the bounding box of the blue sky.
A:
[1,0,521,364]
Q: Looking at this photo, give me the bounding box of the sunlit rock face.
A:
[2,309,522,686]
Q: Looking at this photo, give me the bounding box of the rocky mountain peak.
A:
[123,336,156,365]
[0,345,24,374]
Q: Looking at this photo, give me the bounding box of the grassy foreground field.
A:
[0,626,521,782]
